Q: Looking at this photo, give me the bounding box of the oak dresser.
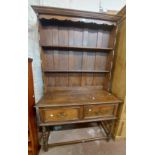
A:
[32,5,122,151]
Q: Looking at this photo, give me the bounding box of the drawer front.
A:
[84,104,116,119]
[40,107,80,122]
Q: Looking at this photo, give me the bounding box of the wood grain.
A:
[37,89,122,107]
[40,107,80,122]
[84,105,115,118]
[112,7,126,139]
[32,6,123,148]
[41,24,113,88]
[32,5,121,22]
[28,58,39,155]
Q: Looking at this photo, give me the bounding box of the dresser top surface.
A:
[36,88,122,107]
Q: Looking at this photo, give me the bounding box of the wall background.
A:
[28,0,125,102]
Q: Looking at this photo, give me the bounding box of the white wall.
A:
[101,0,126,12]
[28,0,125,102]
[40,0,125,12]
[40,0,100,12]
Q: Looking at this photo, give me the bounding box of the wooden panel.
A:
[68,27,83,86]
[58,27,69,86]
[94,30,109,87]
[111,8,126,139]
[28,58,39,155]
[38,6,119,90]
[41,25,112,88]
[121,98,126,120]
[40,26,53,46]
[40,25,111,48]
[115,120,126,139]
[52,26,60,87]
[112,24,126,99]
[40,107,81,122]
[102,26,117,91]
[102,31,110,48]
[84,104,115,119]
[42,49,54,70]
[81,28,88,86]
[32,5,121,22]
[37,89,121,107]
[82,29,96,86]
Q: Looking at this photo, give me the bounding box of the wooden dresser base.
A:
[35,88,121,152]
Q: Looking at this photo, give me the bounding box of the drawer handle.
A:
[95,110,111,115]
[95,111,104,115]
[95,111,100,115]
[57,112,67,118]
[50,114,54,117]
[88,109,92,112]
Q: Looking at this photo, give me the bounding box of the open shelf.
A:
[42,45,113,52]
[43,70,110,73]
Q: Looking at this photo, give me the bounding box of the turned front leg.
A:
[42,126,48,151]
[107,120,115,142]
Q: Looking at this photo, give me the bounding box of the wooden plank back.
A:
[39,23,117,92]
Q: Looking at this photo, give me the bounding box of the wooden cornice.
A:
[117,6,126,24]
[32,5,121,22]
[117,6,126,16]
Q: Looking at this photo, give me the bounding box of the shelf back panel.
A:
[39,21,116,92]
[42,49,109,90]
[40,26,112,48]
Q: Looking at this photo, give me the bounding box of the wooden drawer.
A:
[40,107,81,122]
[84,104,117,119]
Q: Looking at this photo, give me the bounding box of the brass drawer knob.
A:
[88,109,92,112]
[50,114,54,117]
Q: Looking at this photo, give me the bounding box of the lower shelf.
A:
[40,121,113,150]
[48,136,107,147]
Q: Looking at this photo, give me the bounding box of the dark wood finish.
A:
[36,89,121,107]
[39,116,117,126]
[31,6,122,151]
[84,104,115,118]
[48,136,108,147]
[41,45,113,51]
[32,5,121,22]
[43,70,110,73]
[38,14,115,26]
[42,126,48,152]
[40,106,81,122]
[28,58,39,155]
[39,25,115,90]
[40,27,113,48]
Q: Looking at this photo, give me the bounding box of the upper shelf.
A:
[32,5,121,23]
[42,45,113,52]
[43,70,110,73]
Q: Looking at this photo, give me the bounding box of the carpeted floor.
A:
[39,123,126,155]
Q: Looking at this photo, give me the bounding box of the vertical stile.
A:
[104,26,118,91]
